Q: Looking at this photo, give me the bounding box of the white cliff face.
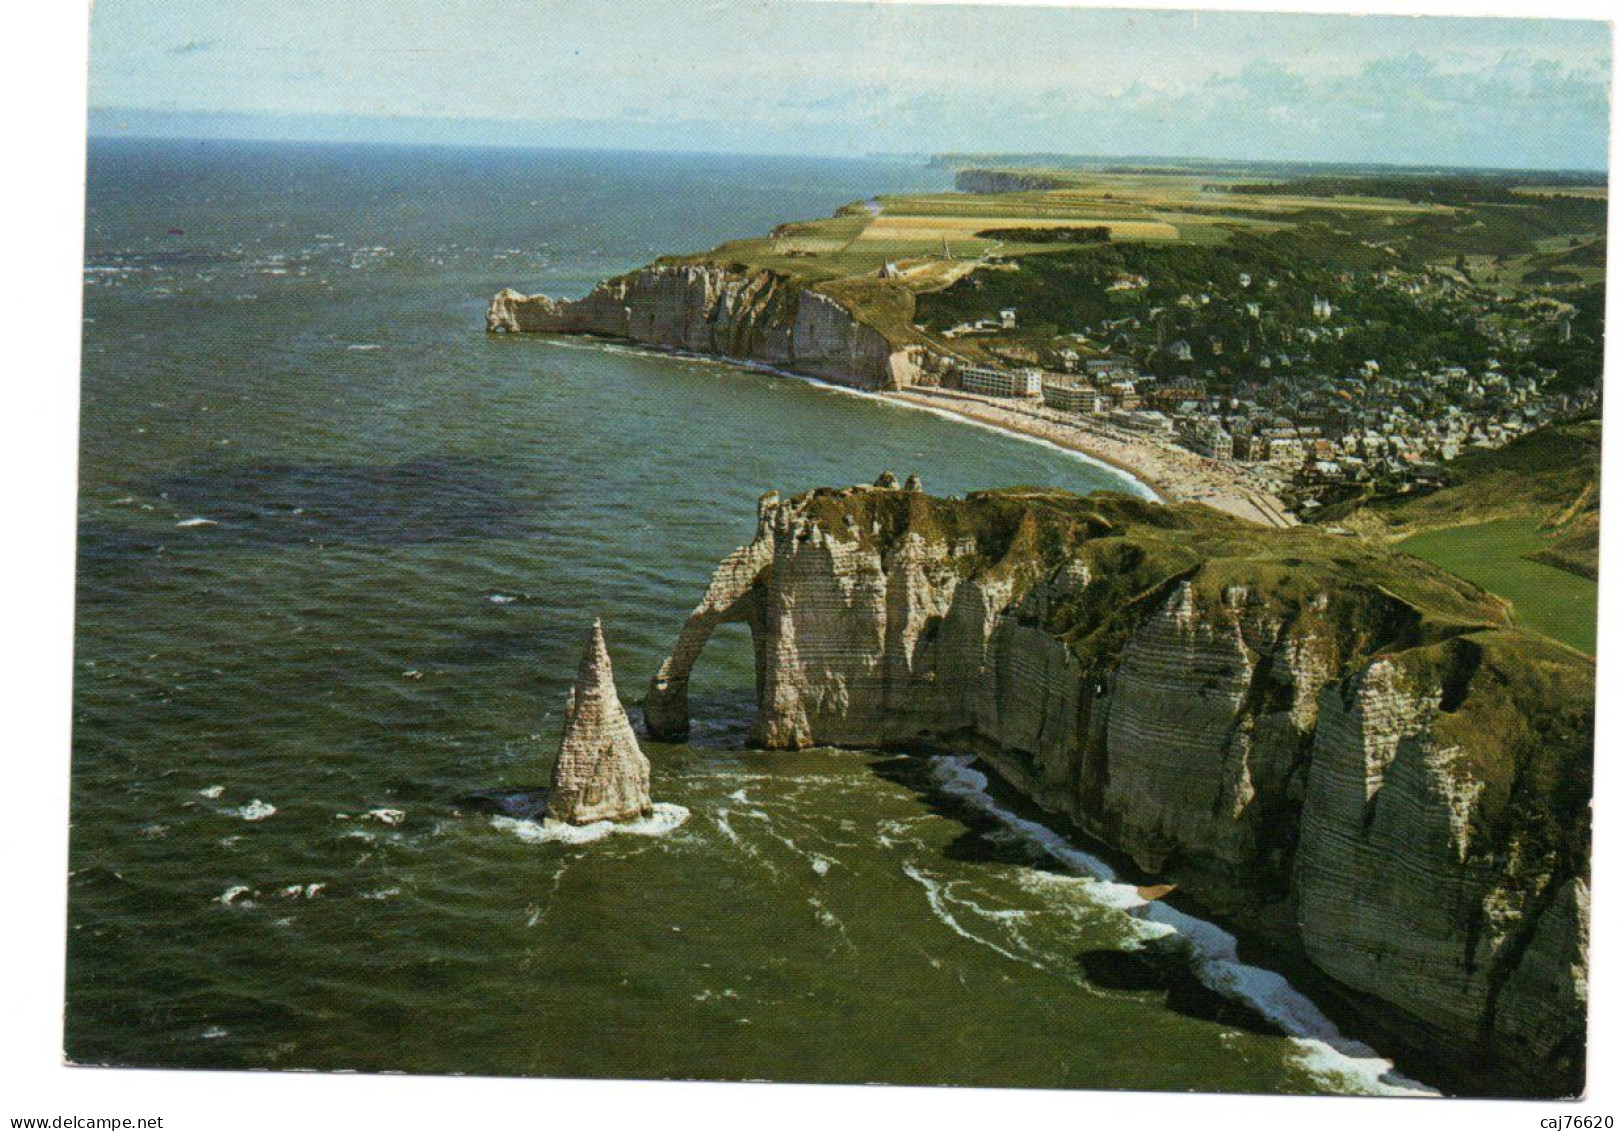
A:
[1295,643,1590,1085]
[1103,582,1261,872]
[546,620,653,825]
[646,485,1592,1095]
[487,265,924,390]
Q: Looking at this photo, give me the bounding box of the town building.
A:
[1041,376,1099,413]
[960,365,1042,399]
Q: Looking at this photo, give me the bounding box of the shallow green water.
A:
[70,139,1421,1094]
[1400,518,1597,653]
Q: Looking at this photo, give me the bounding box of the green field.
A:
[661,164,1605,378]
[1400,518,1598,654]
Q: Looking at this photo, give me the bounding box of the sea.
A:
[70,137,1427,1095]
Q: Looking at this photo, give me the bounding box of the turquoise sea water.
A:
[70,139,1420,1094]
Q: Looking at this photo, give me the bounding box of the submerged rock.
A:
[545,620,653,825]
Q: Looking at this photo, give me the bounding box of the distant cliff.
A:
[647,483,1593,1097]
[488,264,932,391]
[954,168,1072,194]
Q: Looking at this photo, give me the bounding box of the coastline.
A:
[529,337,1423,1096]
[886,387,1297,529]
[519,333,1299,525]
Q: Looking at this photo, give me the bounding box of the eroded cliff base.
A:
[649,482,1593,1097]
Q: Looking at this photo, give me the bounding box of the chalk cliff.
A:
[546,620,653,825]
[488,264,926,391]
[647,484,1592,1095]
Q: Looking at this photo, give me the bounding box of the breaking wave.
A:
[492,802,691,846]
[231,799,277,821]
[927,755,1436,1098]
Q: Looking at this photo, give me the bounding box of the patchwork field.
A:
[857,214,1181,243]
[662,164,1604,358]
[675,168,1458,281]
[1513,185,1609,200]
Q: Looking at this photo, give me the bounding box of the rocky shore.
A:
[645,482,1592,1097]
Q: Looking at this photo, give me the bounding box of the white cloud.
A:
[88,0,1611,168]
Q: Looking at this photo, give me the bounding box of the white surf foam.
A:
[901,861,1041,969]
[364,808,406,826]
[216,885,254,906]
[176,517,218,528]
[232,799,276,821]
[493,802,690,846]
[926,755,1436,1097]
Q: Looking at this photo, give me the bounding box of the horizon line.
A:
[85,128,1613,179]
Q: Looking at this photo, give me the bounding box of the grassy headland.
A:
[1314,418,1601,652]
[657,164,1605,380]
[577,161,1605,647]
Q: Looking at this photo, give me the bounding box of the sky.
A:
[87,0,1613,170]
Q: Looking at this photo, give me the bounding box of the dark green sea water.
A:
[69,139,1425,1094]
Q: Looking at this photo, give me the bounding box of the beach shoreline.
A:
[886,387,1297,529]
[521,333,1295,528]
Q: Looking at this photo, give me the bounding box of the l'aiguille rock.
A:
[544,620,654,825]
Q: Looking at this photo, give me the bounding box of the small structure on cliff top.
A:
[904,473,923,492]
[874,470,900,489]
[544,620,653,825]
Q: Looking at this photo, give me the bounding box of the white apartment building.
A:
[961,366,1043,398]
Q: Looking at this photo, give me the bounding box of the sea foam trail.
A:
[493,802,690,846]
[927,755,1436,1098]
[531,337,1156,500]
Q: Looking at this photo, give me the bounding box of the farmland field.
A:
[857,214,1181,242]
[659,164,1604,366]
[672,168,1452,286]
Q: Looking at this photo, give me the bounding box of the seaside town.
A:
[912,256,1601,521]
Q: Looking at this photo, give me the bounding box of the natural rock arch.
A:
[643,492,779,742]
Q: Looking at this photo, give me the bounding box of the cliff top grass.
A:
[788,483,1593,851]
[650,167,1597,362]
[1320,418,1601,540]
[796,483,1512,642]
[1314,418,1600,650]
